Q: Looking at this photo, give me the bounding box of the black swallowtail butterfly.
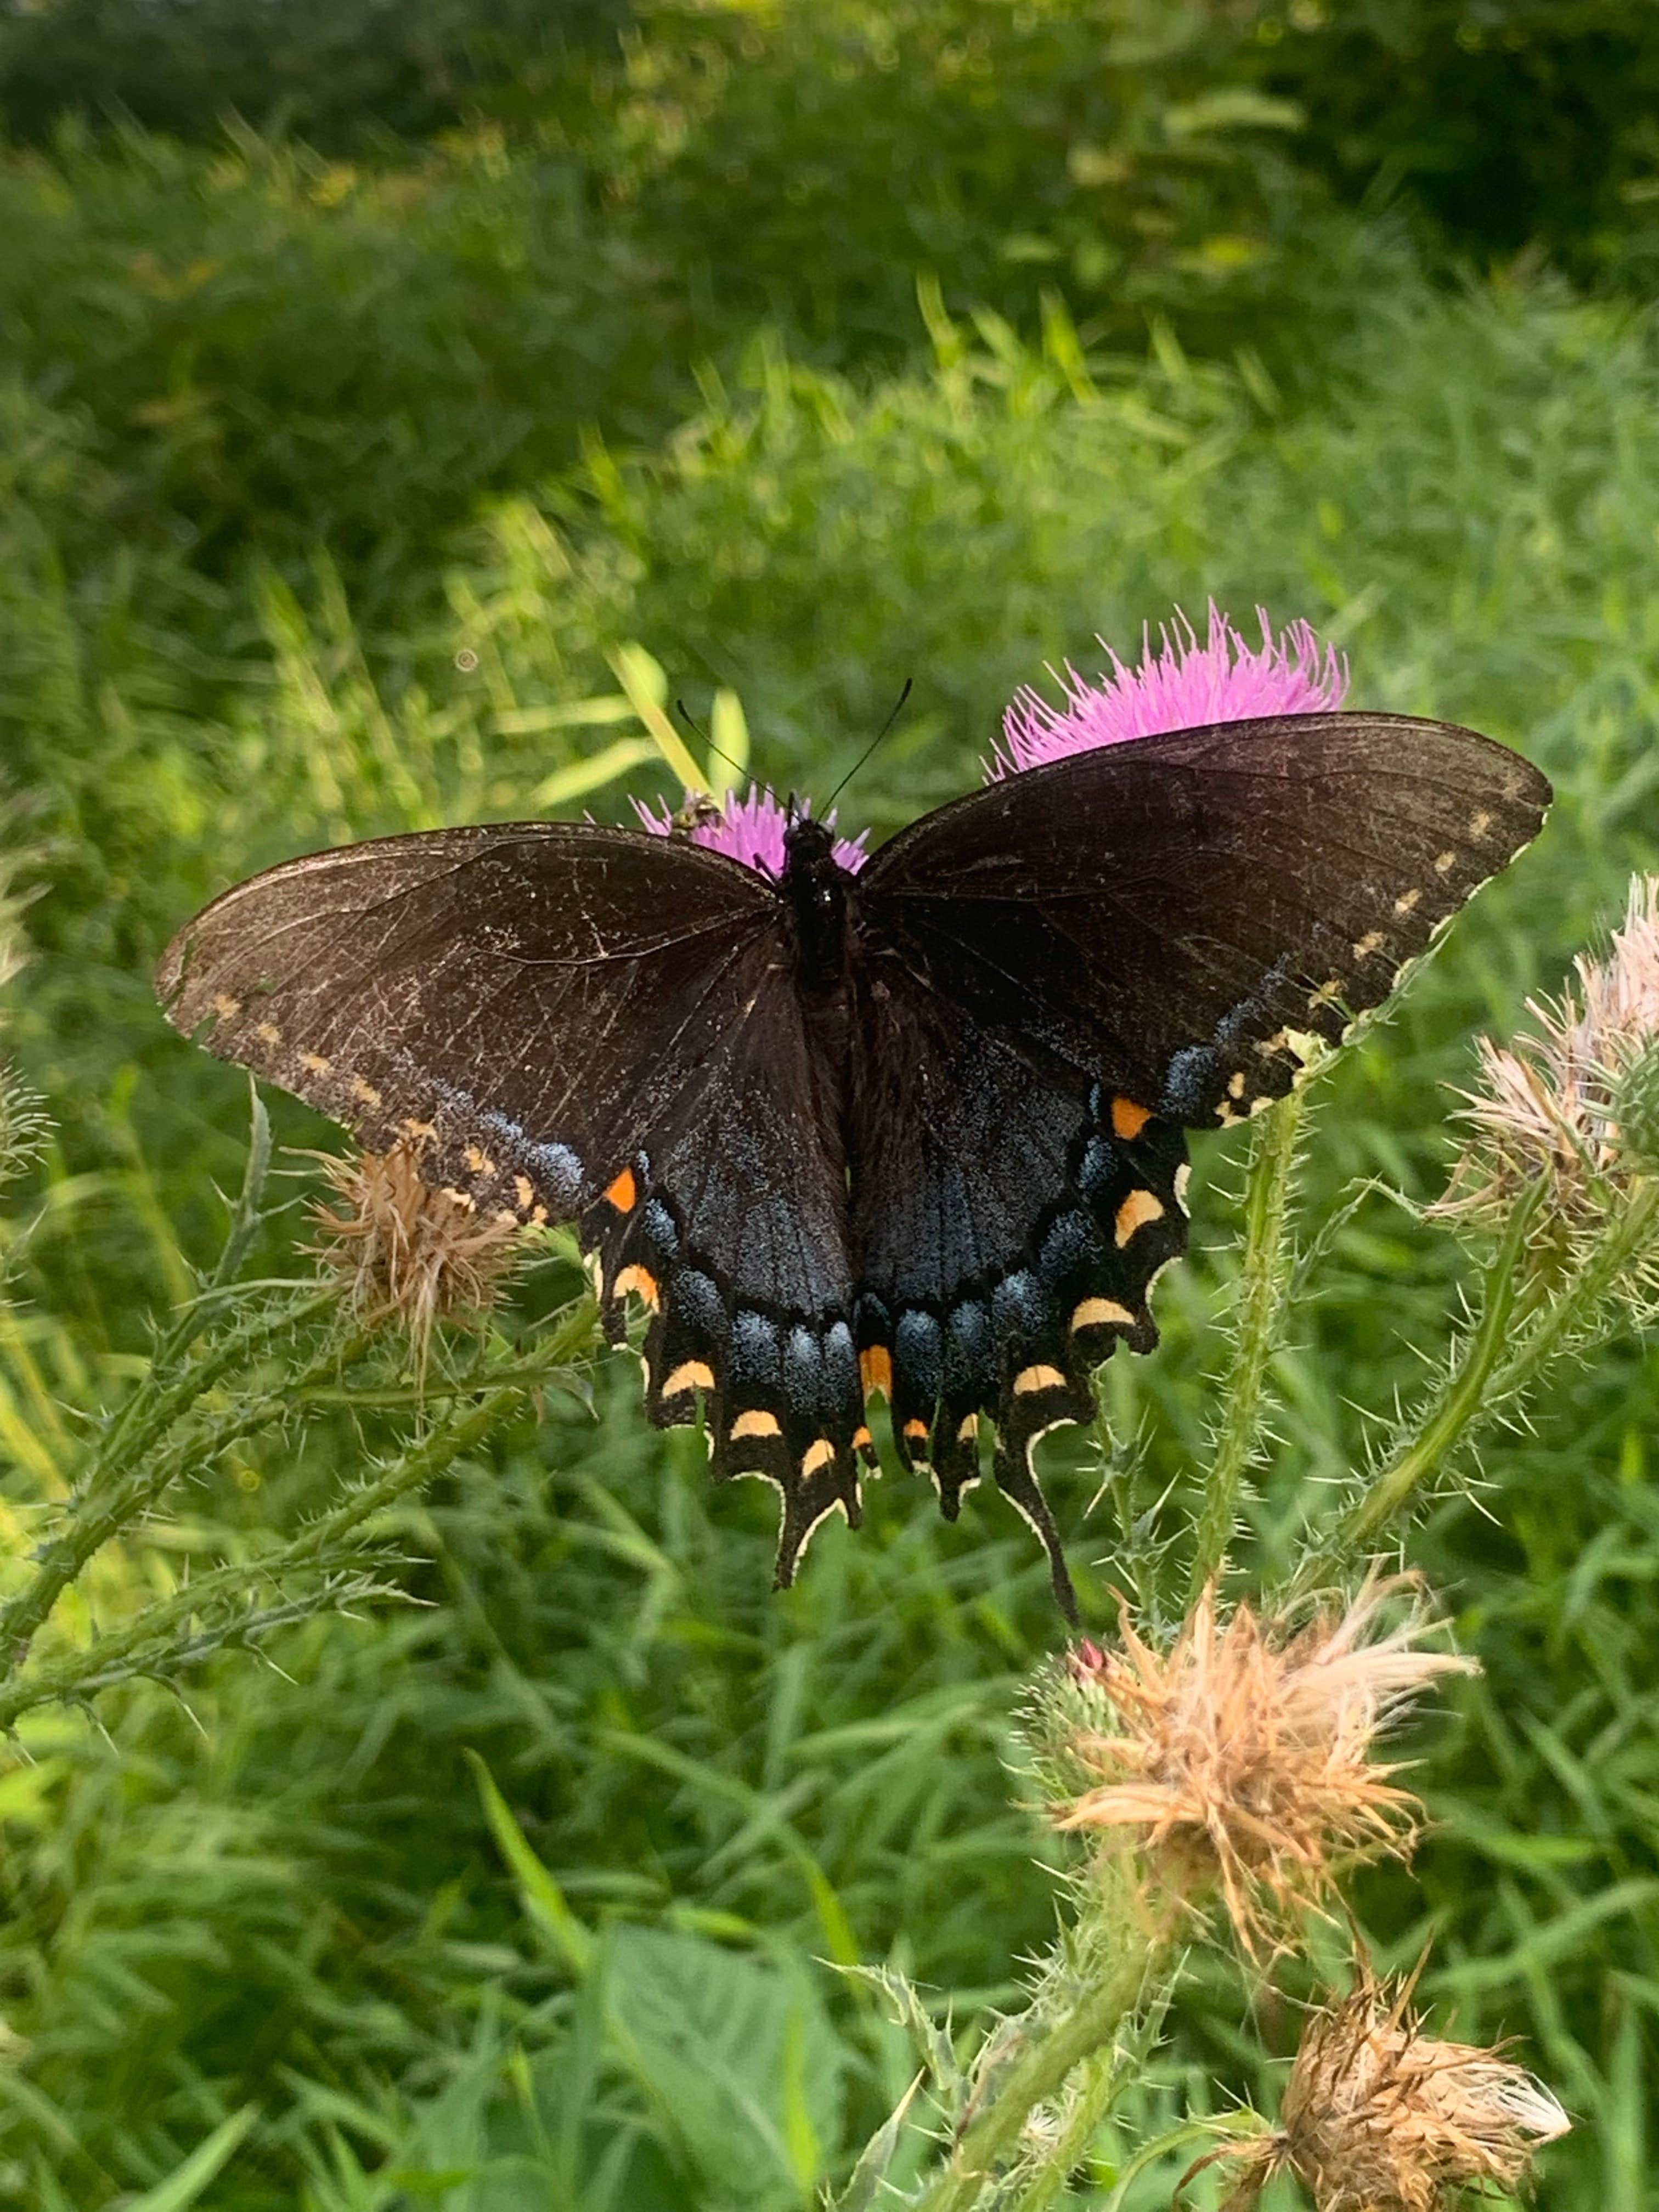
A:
[157,707,1549,1616]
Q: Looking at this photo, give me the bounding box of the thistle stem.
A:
[0,1291,344,1679]
[89,1288,339,1502]
[1487,1180,1659,1404]
[1008,2045,1122,2212]
[913,1939,1172,2212]
[1298,1176,1659,1585]
[1187,1094,1304,1602]
[0,1301,599,1725]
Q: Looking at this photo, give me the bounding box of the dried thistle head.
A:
[310,1141,526,1363]
[1053,1577,1472,1953]
[1209,1966,1568,2211]
[1436,874,1659,1234]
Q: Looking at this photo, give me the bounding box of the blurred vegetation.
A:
[0,0,630,147]
[6,0,1659,294]
[3,0,1659,2204]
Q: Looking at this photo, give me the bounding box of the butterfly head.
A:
[782,809,837,870]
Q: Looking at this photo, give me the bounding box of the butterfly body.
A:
[157,713,1550,1615]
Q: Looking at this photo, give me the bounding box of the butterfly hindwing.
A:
[587,936,870,1571]
[845,944,1188,1617]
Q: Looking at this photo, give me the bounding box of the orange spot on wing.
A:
[733,1407,782,1440]
[1071,1296,1135,1331]
[1114,1189,1165,1246]
[1014,1363,1067,1395]
[852,1425,873,1451]
[605,1167,638,1213]
[903,1419,929,1442]
[1111,1096,1152,1141]
[663,1359,715,1397]
[859,1345,893,1402]
[613,1265,660,1309]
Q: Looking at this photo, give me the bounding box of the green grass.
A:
[5,66,1659,2210]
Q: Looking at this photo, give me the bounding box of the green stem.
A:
[1327,1182,1542,1564]
[1008,2044,1122,2212]
[0,1564,371,1727]
[0,1292,342,1678]
[88,1288,338,1504]
[1187,1094,1304,1602]
[913,1941,1171,2212]
[0,1304,599,1728]
[272,1298,596,1578]
[0,1297,598,1694]
[0,1377,493,1729]
[1299,1176,1659,1585]
[1487,1180,1659,1406]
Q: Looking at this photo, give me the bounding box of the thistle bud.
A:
[1204,1965,1568,2211]
[309,1139,526,1365]
[1050,1577,1471,1955]
[1612,1035,1659,1179]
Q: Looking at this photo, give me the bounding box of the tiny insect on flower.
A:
[1198,1963,1569,2212]
[309,1140,527,1364]
[1436,873,1659,1230]
[991,602,1348,778]
[1053,1576,1472,1954]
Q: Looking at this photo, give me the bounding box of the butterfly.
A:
[156,699,1549,1618]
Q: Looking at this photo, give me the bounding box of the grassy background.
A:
[4,1,1659,2203]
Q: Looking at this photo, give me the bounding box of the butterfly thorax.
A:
[781,815,853,995]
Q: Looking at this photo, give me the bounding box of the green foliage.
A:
[1262,0,1659,284]
[589,0,1319,370]
[5,21,1659,2205]
[5,0,1658,311]
[0,130,684,584]
[0,0,628,148]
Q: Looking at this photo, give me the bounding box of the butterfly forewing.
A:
[861,714,1551,1128]
[159,825,776,1203]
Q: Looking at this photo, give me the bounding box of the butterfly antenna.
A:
[824,678,913,812]
[674,698,775,806]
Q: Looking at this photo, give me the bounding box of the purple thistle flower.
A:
[635,785,868,877]
[991,603,1349,779]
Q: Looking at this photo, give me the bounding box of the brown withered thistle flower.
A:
[1053,1578,1472,1953]
[1436,873,1659,1231]
[1200,1965,1568,2211]
[311,1140,526,1364]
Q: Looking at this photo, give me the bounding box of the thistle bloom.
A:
[635,786,867,877]
[992,603,1348,778]
[1054,1578,1471,1953]
[635,606,1342,861]
[1206,1966,1568,2211]
[1436,874,1659,1229]
[311,1141,526,1364]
